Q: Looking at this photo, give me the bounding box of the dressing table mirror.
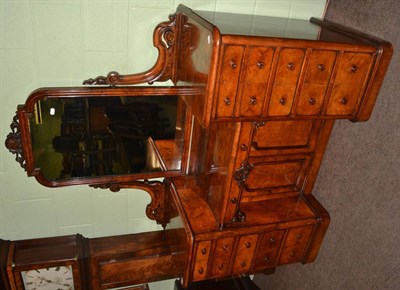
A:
[1,4,392,290]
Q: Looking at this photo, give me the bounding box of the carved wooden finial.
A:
[5,114,26,170]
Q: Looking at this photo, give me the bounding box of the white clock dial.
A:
[21,265,75,290]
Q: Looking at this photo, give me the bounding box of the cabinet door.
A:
[216,45,245,118]
[192,241,212,281]
[232,234,258,273]
[278,226,314,265]
[268,48,305,116]
[253,230,285,270]
[326,52,373,116]
[297,50,336,116]
[240,46,274,117]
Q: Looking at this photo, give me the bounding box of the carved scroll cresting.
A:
[90,180,167,227]
[83,13,179,86]
[5,114,26,170]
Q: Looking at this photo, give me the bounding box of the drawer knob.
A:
[287,62,295,70]
[222,244,229,251]
[224,97,231,105]
[340,97,348,105]
[270,237,276,243]
[218,264,224,270]
[264,256,270,263]
[250,97,258,105]
[245,241,251,248]
[198,267,204,274]
[230,60,237,69]
[308,97,316,105]
[257,61,265,69]
[201,248,207,255]
[241,144,248,151]
[351,64,358,72]
[279,97,287,105]
[296,233,303,240]
[317,64,325,71]
[290,252,295,258]
[241,261,246,267]
[230,198,238,204]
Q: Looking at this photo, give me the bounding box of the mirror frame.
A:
[6,85,199,187]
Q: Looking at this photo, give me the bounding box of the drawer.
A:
[278,226,314,265]
[239,46,274,117]
[216,45,245,118]
[192,240,212,281]
[210,237,235,277]
[297,49,336,115]
[250,120,319,156]
[242,156,311,201]
[232,234,258,273]
[268,48,305,116]
[326,52,373,116]
[253,230,285,270]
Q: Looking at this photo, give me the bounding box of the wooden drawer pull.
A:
[340,97,348,105]
[279,97,287,105]
[224,97,231,105]
[257,61,265,69]
[201,248,207,255]
[270,237,276,243]
[230,60,237,69]
[218,264,224,270]
[222,244,229,251]
[240,144,248,151]
[317,64,325,71]
[351,64,358,72]
[296,233,303,240]
[308,97,316,105]
[198,267,204,274]
[264,256,270,263]
[241,261,246,267]
[290,252,296,258]
[245,241,251,248]
[287,62,295,70]
[250,97,258,105]
[230,198,238,204]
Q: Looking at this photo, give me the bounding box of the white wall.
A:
[0,0,327,245]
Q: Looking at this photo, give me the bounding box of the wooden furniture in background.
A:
[3,4,392,290]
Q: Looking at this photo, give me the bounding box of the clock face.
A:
[21,265,75,290]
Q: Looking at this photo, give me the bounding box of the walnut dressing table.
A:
[1,5,392,290]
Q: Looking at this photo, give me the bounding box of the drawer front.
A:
[216,45,245,118]
[268,48,305,116]
[232,234,259,273]
[278,226,314,265]
[297,50,337,115]
[242,157,310,200]
[326,52,373,116]
[210,237,235,277]
[240,46,274,116]
[250,120,318,156]
[254,230,285,270]
[192,240,212,281]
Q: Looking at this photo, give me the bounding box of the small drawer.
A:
[210,237,235,277]
[254,230,285,270]
[216,45,245,118]
[192,240,212,281]
[268,48,305,116]
[326,52,373,116]
[239,46,274,117]
[232,234,258,273]
[278,226,314,265]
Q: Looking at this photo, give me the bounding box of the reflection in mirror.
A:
[29,96,180,181]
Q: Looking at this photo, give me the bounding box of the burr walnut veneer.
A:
[2,5,392,290]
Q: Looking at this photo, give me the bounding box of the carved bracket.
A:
[234,161,254,187]
[90,179,167,227]
[83,13,180,86]
[5,114,26,170]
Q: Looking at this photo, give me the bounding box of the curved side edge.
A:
[83,13,181,86]
[90,180,168,227]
